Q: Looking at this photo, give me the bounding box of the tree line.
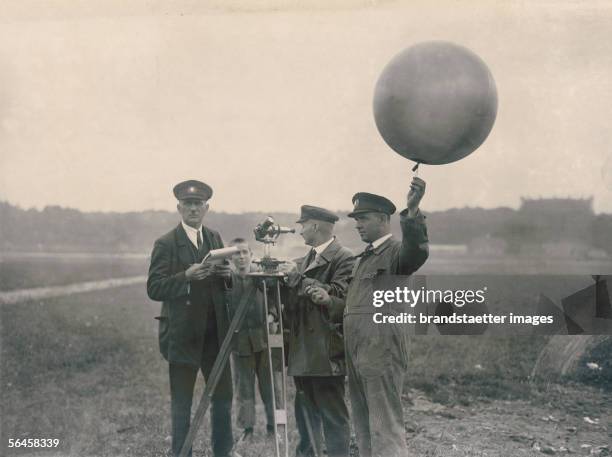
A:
[1,201,611,256]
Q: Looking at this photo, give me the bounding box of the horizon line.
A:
[2,197,609,216]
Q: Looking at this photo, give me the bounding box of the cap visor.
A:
[178,196,207,202]
[347,210,368,218]
[347,209,387,218]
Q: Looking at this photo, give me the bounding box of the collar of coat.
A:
[175,222,215,249]
[357,235,395,258]
[302,237,342,273]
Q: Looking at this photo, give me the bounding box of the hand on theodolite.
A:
[278,260,298,275]
[278,261,301,287]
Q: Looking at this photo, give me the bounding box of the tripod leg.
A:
[275,281,291,457]
[262,279,288,457]
[178,286,256,457]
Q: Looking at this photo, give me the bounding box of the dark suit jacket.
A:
[147,223,230,368]
[284,238,354,377]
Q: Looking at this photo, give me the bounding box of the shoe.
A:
[266,424,275,436]
[237,427,254,444]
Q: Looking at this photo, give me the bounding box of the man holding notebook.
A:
[146,179,233,457]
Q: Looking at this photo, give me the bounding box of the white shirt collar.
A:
[181,221,203,248]
[313,236,335,256]
[370,233,392,249]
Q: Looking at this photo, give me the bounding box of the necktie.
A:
[196,231,203,251]
[304,249,316,269]
[362,243,374,257]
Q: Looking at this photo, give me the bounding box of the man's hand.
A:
[278,260,298,275]
[281,261,301,288]
[306,285,332,307]
[407,176,426,216]
[185,262,215,281]
[212,263,232,280]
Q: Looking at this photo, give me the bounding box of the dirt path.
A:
[0,276,146,305]
[404,387,611,456]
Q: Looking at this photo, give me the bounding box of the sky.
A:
[1,0,612,214]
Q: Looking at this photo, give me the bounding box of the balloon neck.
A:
[412,162,420,175]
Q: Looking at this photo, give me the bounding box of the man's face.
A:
[353,212,385,243]
[298,219,317,246]
[177,199,208,228]
[231,242,252,271]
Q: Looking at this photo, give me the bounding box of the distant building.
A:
[516,197,594,245]
[488,197,601,258]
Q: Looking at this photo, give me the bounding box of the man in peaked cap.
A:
[308,177,429,457]
[282,205,355,457]
[147,179,234,457]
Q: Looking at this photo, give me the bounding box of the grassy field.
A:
[2,250,610,293]
[0,255,148,291]
[0,284,293,456]
[1,256,611,456]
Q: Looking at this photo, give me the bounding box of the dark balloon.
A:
[373,41,498,165]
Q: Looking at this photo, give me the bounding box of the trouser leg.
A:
[169,363,197,457]
[294,376,323,457]
[315,377,350,457]
[254,349,275,428]
[347,318,409,457]
[346,348,372,457]
[233,352,256,430]
[201,331,234,457]
[362,368,407,457]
